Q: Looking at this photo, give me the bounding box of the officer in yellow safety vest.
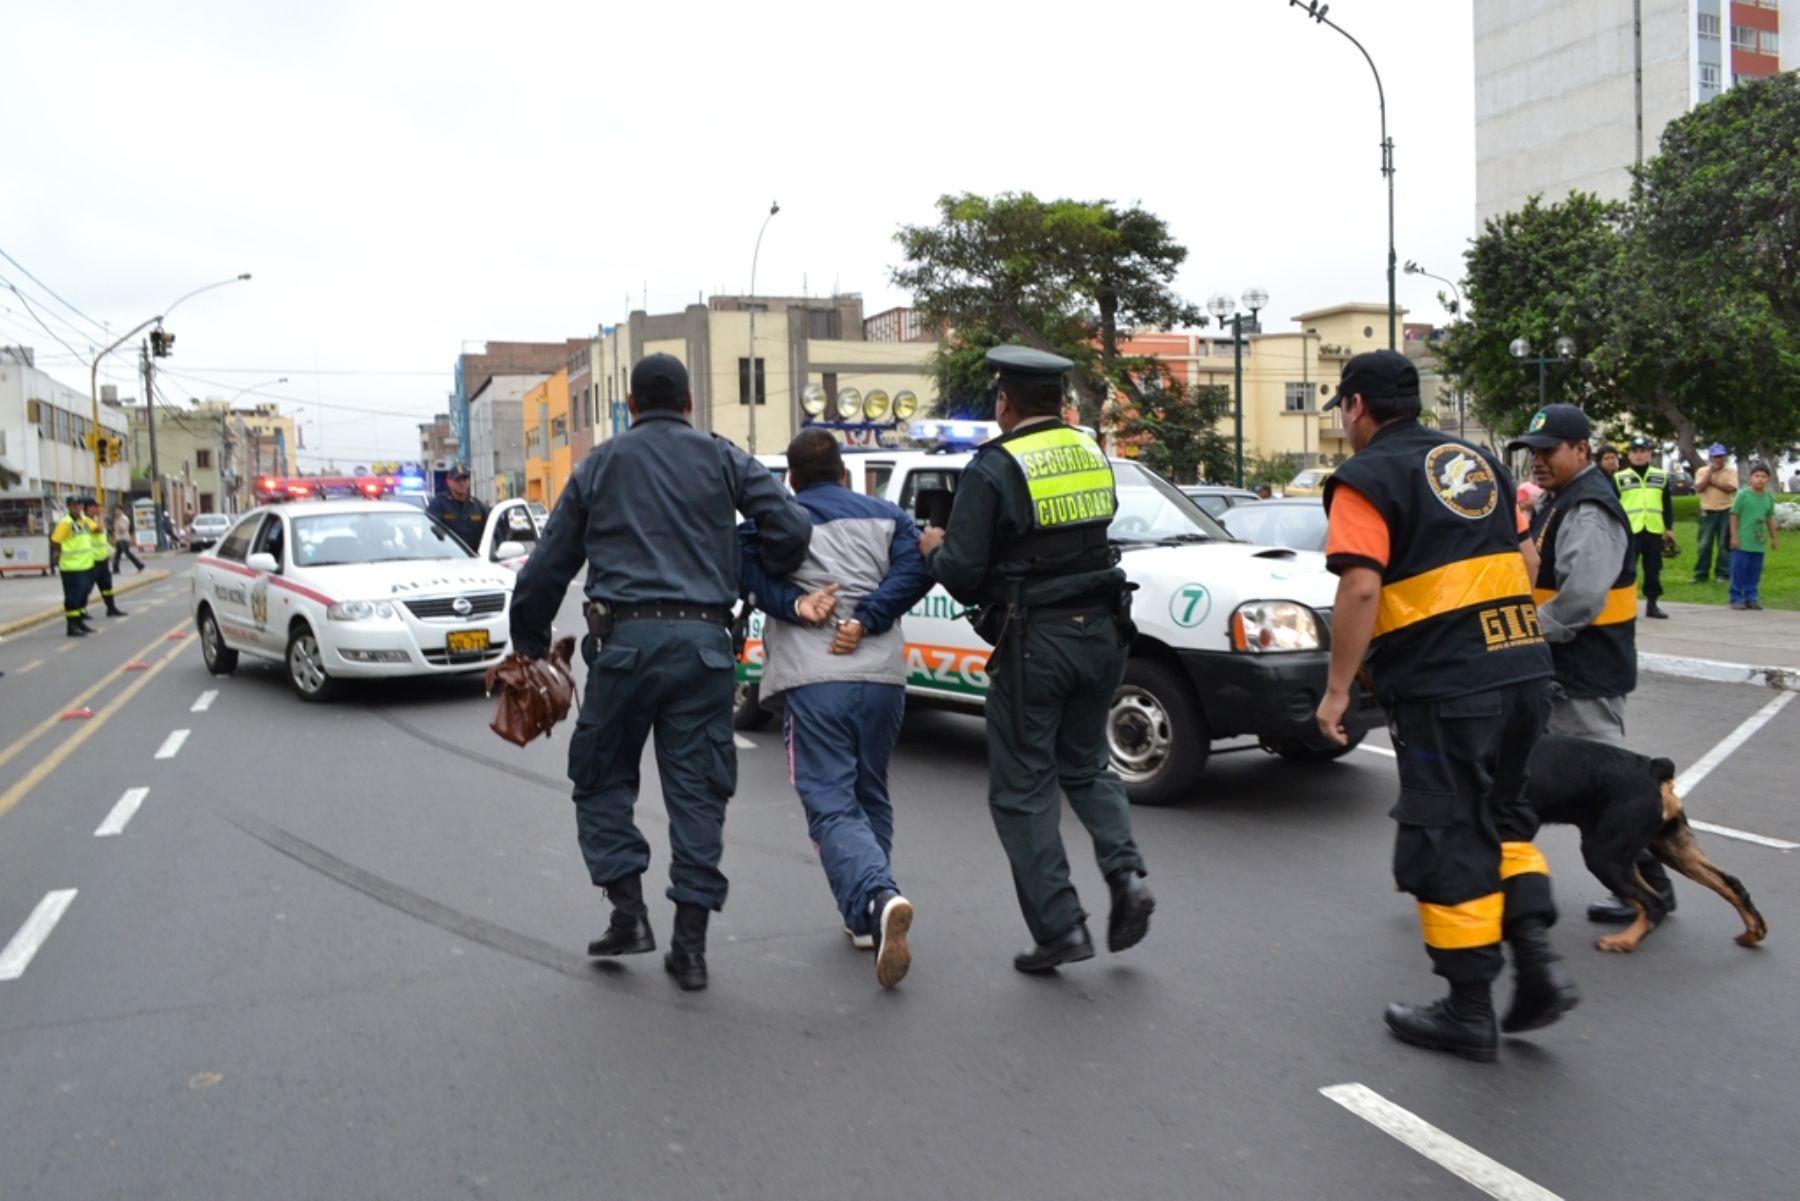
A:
[917,346,1153,974]
[1613,435,1676,619]
[50,496,99,636]
[77,496,128,618]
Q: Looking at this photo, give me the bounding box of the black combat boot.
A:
[1384,982,1499,1062]
[587,873,654,957]
[105,599,127,616]
[66,617,88,638]
[1105,869,1155,953]
[1501,921,1580,1034]
[77,614,97,633]
[664,902,709,991]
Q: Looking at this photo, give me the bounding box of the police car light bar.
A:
[907,419,1001,450]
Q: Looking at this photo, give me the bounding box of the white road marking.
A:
[1321,1083,1562,1201]
[1355,743,1396,758]
[1688,820,1798,852]
[17,658,44,675]
[0,890,79,981]
[733,734,755,750]
[1675,691,1794,799]
[191,690,218,713]
[95,787,150,837]
[154,729,191,760]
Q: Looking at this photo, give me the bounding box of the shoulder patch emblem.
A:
[1424,444,1499,520]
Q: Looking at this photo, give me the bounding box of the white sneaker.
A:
[872,891,914,989]
[843,925,875,951]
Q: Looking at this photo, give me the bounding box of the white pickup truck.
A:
[737,446,1382,805]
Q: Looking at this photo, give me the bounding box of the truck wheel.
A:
[197,606,238,676]
[1270,731,1365,763]
[733,679,773,731]
[1109,659,1208,807]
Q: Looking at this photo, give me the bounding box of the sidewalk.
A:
[1636,600,1800,689]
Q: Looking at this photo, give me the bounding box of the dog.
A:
[1524,735,1768,954]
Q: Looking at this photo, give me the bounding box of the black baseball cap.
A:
[1507,404,1592,451]
[1323,349,1420,411]
[630,353,689,403]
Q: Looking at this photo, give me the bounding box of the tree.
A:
[892,193,1203,424]
[1246,451,1302,491]
[1113,379,1234,484]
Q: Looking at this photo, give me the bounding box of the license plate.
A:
[446,629,490,654]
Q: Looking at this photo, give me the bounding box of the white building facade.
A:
[0,347,132,573]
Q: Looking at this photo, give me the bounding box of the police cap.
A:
[1507,404,1592,451]
[1323,349,1419,411]
[1628,435,1653,451]
[986,345,1073,381]
[630,353,689,403]
[447,466,470,480]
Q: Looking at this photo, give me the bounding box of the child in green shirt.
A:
[1729,465,1780,609]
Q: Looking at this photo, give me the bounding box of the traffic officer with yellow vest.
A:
[1510,405,1673,925]
[1614,435,1676,619]
[1316,351,1575,1063]
[50,496,100,636]
[917,346,1153,974]
[77,497,128,619]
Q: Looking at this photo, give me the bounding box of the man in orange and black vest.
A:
[1508,405,1672,924]
[1316,351,1577,1063]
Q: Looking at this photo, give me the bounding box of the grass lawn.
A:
[1654,494,1800,611]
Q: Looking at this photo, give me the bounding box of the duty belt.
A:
[609,602,732,625]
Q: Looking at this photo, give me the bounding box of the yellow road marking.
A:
[0,634,191,820]
[55,644,75,654]
[17,659,44,675]
[0,617,190,776]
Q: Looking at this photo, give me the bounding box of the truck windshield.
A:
[1111,462,1232,543]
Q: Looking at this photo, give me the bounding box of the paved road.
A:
[2,575,1795,1200]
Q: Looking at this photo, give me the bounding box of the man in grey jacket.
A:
[741,430,934,988]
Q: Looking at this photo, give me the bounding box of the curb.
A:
[1640,651,1800,693]
[0,569,174,639]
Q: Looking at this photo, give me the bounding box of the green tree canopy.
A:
[1112,380,1234,485]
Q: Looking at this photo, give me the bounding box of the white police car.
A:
[190,499,528,701]
[737,422,1381,805]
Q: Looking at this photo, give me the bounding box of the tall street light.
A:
[1510,336,1577,407]
[1291,0,1396,349]
[746,201,779,456]
[1403,260,1465,435]
[1206,287,1269,487]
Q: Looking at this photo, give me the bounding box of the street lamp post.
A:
[1291,0,1396,349]
[746,201,779,455]
[1206,288,1270,487]
[1509,336,1577,407]
[1403,260,1466,437]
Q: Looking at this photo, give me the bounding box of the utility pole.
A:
[141,340,167,550]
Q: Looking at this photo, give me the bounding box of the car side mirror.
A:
[246,551,279,573]
[494,540,527,561]
[914,488,954,529]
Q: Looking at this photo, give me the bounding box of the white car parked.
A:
[190,499,531,701]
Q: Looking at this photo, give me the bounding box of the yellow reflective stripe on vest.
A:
[997,426,1116,528]
[1375,552,1534,637]
[1417,892,1504,950]
[1499,841,1549,880]
[1532,585,1637,627]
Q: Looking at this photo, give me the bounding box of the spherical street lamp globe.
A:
[1241,286,1269,311]
[1509,337,1532,359]
[1554,336,1577,358]
[1206,294,1235,321]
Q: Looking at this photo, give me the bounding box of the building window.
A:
[1284,383,1313,413]
[808,310,839,339]
[1760,29,1779,53]
[195,449,213,469]
[1700,62,1722,89]
[1698,12,1721,37]
[738,357,766,406]
[551,417,568,448]
[1731,24,1758,50]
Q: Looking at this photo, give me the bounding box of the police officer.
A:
[79,497,127,618]
[916,346,1153,973]
[1511,407,1671,924]
[50,497,98,637]
[507,353,810,992]
[1316,351,1575,1063]
[1614,435,1676,619]
[426,467,489,552]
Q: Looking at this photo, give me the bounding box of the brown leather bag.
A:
[485,635,578,747]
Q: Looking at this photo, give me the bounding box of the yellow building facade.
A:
[522,368,571,508]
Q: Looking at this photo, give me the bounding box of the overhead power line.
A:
[0,246,112,337]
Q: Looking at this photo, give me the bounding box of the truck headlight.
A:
[327,599,397,621]
[1230,601,1321,652]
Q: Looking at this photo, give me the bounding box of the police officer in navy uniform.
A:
[427,467,489,552]
[1316,351,1576,1062]
[508,354,810,991]
[916,346,1153,973]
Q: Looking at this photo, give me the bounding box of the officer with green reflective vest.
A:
[50,496,99,636]
[1614,435,1675,619]
[77,497,127,619]
[916,346,1153,974]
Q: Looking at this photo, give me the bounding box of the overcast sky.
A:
[1,0,1475,468]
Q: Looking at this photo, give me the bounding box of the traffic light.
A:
[149,328,175,357]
